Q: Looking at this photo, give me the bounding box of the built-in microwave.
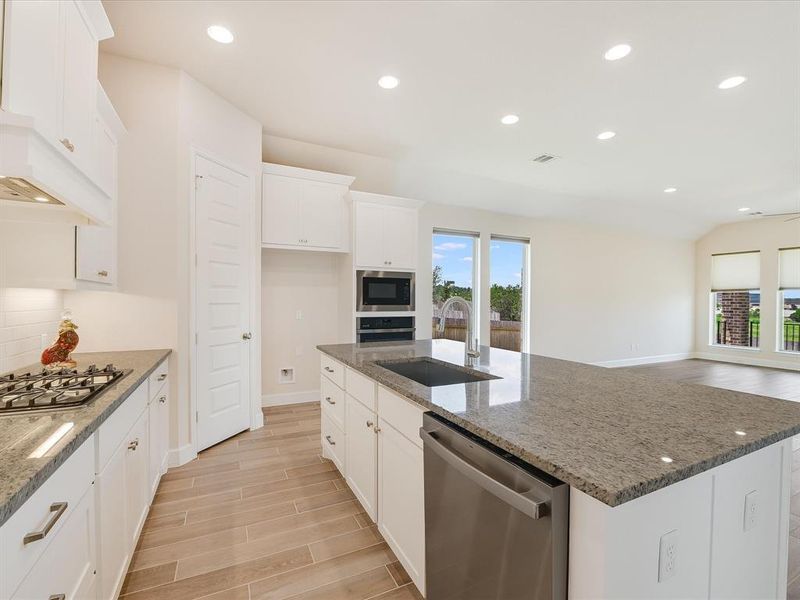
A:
[356,270,415,312]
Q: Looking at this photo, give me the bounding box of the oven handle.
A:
[356,328,415,334]
[420,428,549,519]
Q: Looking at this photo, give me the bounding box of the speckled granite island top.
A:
[0,349,171,526]
[318,339,800,507]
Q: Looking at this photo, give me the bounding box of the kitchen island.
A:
[318,339,800,599]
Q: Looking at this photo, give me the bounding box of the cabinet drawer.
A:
[320,354,345,389]
[96,382,147,472]
[378,386,425,449]
[321,376,345,429]
[321,413,346,475]
[148,359,169,400]
[346,367,376,411]
[1,435,94,599]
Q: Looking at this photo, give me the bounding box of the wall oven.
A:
[357,316,415,343]
[356,270,415,312]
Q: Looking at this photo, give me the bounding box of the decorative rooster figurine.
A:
[41,310,80,369]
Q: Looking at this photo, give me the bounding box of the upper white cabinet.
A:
[261,163,355,252]
[352,192,422,271]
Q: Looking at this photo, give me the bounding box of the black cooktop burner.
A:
[0,364,129,414]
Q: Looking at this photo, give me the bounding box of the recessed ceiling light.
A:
[378,75,399,89]
[660,456,673,464]
[501,114,520,125]
[718,75,746,90]
[738,207,751,212]
[735,430,746,436]
[663,187,677,193]
[597,131,616,140]
[604,44,632,61]
[207,25,234,44]
[34,196,49,203]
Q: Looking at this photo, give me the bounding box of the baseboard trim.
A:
[168,443,197,468]
[693,351,800,372]
[262,389,320,407]
[595,353,694,368]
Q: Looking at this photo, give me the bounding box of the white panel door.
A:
[355,203,387,268]
[196,156,252,451]
[383,206,418,270]
[345,395,378,520]
[262,174,301,245]
[301,182,343,248]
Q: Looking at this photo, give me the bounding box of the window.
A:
[710,251,760,348]
[779,247,800,352]
[489,236,529,352]
[432,230,478,342]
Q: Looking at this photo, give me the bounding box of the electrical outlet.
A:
[744,490,759,531]
[295,310,303,320]
[278,367,295,384]
[658,529,678,582]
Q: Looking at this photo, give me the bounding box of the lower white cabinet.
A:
[345,394,378,520]
[11,486,97,600]
[125,409,150,544]
[377,418,426,595]
[97,428,131,600]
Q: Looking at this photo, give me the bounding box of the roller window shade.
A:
[779,247,800,290]
[711,251,760,291]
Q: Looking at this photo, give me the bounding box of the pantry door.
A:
[195,155,252,451]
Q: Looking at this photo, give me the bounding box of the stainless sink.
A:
[377,358,500,387]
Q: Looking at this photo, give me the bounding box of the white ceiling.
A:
[101,1,800,239]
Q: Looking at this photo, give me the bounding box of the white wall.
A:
[67,54,263,461]
[417,203,696,365]
[0,288,63,373]
[261,250,347,401]
[694,217,800,370]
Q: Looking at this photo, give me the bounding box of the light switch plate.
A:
[744,490,759,531]
[658,529,678,582]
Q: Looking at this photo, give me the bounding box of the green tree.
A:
[490,284,522,321]
[432,265,472,304]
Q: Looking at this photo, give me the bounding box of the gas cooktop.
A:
[0,364,129,414]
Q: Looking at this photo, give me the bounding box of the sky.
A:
[432,233,524,288]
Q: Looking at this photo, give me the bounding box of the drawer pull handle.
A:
[49,595,66,600]
[97,270,109,277]
[324,367,334,373]
[23,501,68,545]
[325,435,335,446]
[157,373,167,381]
[159,395,167,404]
[325,396,335,405]
[366,420,374,428]
[128,439,139,451]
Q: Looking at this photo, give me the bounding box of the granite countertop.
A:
[0,349,171,526]
[318,339,800,507]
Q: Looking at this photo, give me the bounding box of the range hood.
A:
[0,111,112,226]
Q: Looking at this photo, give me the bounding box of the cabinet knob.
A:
[325,396,335,405]
[324,366,334,373]
[242,332,252,340]
[59,138,75,152]
[325,435,335,446]
[157,373,167,381]
[49,595,66,600]
[159,396,166,404]
[128,439,139,451]
[366,420,374,428]
[97,270,109,277]
[374,425,381,434]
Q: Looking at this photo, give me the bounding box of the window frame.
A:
[489,235,531,353]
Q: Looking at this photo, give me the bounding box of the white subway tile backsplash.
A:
[0,289,63,373]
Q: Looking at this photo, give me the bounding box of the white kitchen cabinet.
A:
[345,395,378,520]
[353,198,420,270]
[261,163,355,252]
[125,410,150,544]
[148,388,170,498]
[11,486,96,600]
[97,433,130,600]
[377,418,426,595]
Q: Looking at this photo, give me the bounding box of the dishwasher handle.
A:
[420,428,549,520]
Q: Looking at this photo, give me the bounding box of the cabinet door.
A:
[355,203,387,268]
[97,440,129,600]
[378,420,426,594]
[60,0,99,173]
[158,390,170,474]
[301,182,344,249]
[148,399,161,499]
[383,206,418,270]
[75,225,115,284]
[345,396,377,520]
[0,0,62,140]
[262,174,302,245]
[124,411,150,544]
[11,487,96,600]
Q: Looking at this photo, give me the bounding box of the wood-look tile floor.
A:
[121,402,422,600]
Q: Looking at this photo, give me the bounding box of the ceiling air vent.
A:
[531,154,558,164]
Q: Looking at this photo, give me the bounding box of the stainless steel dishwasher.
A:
[421,412,569,600]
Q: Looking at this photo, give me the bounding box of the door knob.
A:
[242,332,252,340]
